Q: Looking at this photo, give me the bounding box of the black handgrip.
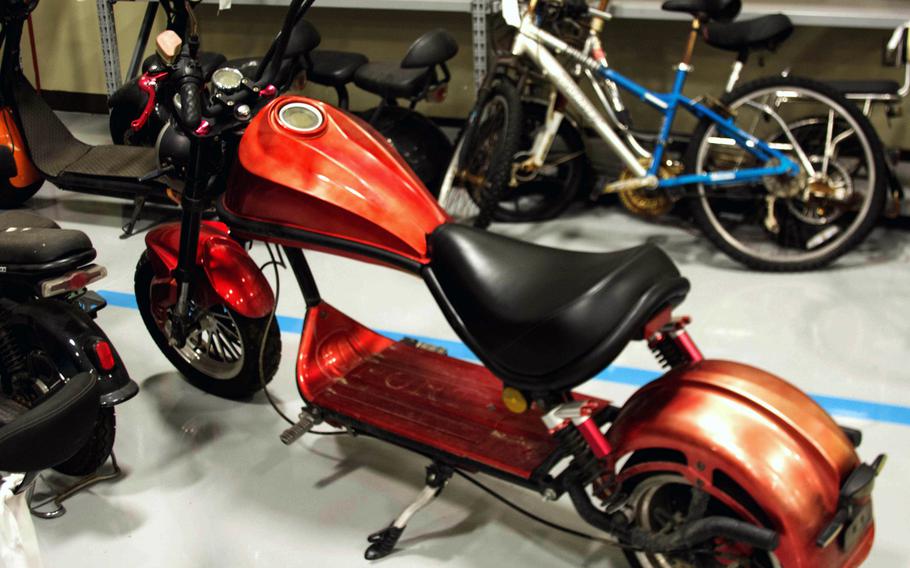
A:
[177,79,203,131]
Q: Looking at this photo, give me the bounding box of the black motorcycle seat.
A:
[0,211,58,230]
[704,14,794,54]
[354,62,430,100]
[401,29,458,69]
[0,373,99,473]
[308,50,369,87]
[826,79,901,97]
[0,211,95,271]
[426,224,690,392]
[0,226,93,266]
[662,0,741,22]
[143,50,227,79]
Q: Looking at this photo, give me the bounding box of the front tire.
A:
[135,253,281,399]
[687,75,887,271]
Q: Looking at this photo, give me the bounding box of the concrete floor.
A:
[21,112,910,567]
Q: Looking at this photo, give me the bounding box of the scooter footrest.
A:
[308,340,610,479]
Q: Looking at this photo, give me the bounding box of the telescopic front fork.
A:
[170,140,207,347]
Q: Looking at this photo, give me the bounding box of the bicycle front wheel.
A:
[437,77,522,229]
[687,75,887,271]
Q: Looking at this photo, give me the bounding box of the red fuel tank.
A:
[222,96,449,267]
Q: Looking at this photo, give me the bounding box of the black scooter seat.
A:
[308,50,369,87]
[354,63,430,100]
[0,211,95,274]
[0,372,99,472]
[427,224,690,391]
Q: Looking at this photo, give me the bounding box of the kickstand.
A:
[120,195,148,239]
[27,452,124,519]
[365,462,453,560]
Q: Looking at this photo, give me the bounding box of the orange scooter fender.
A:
[0,106,43,188]
[145,221,275,319]
[608,360,872,568]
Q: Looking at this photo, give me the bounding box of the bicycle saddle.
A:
[426,224,690,392]
[662,0,741,22]
[704,14,794,54]
[0,211,95,274]
[0,373,99,473]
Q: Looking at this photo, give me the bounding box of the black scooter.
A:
[306,30,458,192]
[0,210,136,480]
[107,0,457,192]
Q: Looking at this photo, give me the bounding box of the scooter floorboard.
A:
[310,340,598,479]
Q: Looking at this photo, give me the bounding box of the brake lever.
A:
[132,70,170,132]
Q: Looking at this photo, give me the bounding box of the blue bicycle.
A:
[440,0,887,271]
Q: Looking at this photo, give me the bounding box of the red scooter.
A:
[132,1,882,565]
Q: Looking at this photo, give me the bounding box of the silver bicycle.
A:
[440,0,887,271]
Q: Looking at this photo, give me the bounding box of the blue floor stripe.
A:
[98,289,910,427]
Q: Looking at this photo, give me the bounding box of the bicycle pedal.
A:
[280,409,320,445]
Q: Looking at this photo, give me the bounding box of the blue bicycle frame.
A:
[598,64,800,189]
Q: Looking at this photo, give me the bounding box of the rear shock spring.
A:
[556,424,602,486]
[649,333,686,369]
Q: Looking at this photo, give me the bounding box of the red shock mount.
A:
[646,310,704,368]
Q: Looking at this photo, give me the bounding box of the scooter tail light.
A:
[39,264,107,298]
[91,340,116,372]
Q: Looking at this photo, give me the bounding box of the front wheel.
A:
[687,75,887,271]
[134,253,281,399]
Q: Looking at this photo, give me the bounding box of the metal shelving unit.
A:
[95,0,910,98]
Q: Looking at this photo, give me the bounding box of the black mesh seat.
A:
[826,80,901,97]
[704,14,794,54]
[0,211,94,271]
[662,0,741,22]
[354,62,430,100]
[309,50,369,87]
[426,224,690,391]
[0,373,99,472]
[14,78,160,183]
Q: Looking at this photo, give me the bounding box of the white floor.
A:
[22,113,910,567]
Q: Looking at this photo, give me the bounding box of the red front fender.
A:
[144,221,275,319]
[608,360,873,568]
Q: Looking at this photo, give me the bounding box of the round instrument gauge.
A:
[212,67,244,93]
[277,102,325,134]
